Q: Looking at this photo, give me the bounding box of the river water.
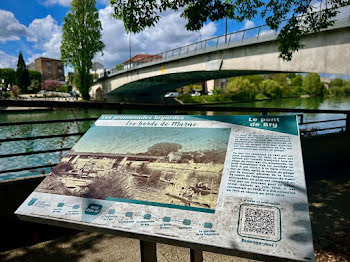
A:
[1,96,349,181]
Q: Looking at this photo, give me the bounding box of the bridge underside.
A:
[107,70,283,103]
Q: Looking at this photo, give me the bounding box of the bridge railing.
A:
[0,100,349,181]
[100,6,350,79]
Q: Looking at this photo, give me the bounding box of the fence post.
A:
[299,114,304,125]
[346,113,350,133]
[118,103,123,114]
[190,249,203,262]
[140,240,157,262]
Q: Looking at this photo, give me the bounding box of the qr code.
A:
[238,204,281,241]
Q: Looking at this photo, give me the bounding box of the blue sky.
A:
[0,0,348,80]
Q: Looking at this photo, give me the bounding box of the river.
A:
[1,96,349,181]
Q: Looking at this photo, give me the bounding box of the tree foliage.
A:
[330,78,344,87]
[302,73,324,95]
[61,0,105,100]
[224,77,257,100]
[291,74,303,87]
[270,74,289,89]
[115,64,123,71]
[29,70,42,83]
[111,0,350,60]
[16,52,30,93]
[0,68,16,87]
[28,80,41,94]
[260,79,283,98]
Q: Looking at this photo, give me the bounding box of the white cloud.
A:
[42,0,71,7]
[243,20,255,29]
[26,15,62,62]
[0,50,18,68]
[0,10,27,42]
[96,6,217,68]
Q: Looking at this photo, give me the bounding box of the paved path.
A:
[0,232,254,262]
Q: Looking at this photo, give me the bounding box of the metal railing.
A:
[100,6,350,79]
[0,101,349,180]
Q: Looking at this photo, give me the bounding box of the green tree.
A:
[287,73,297,79]
[224,77,257,100]
[61,0,105,100]
[111,0,349,60]
[29,70,42,83]
[330,78,344,87]
[302,73,324,96]
[242,75,264,86]
[0,68,16,87]
[115,64,123,71]
[16,52,30,93]
[67,72,75,85]
[260,79,283,98]
[291,75,303,87]
[270,74,289,89]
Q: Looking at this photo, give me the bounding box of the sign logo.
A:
[84,204,102,215]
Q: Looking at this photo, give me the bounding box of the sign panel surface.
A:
[16,115,314,261]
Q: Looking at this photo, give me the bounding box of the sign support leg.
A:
[140,240,157,262]
[190,249,203,262]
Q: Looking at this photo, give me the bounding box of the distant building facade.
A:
[90,62,105,79]
[28,57,65,83]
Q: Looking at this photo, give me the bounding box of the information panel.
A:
[16,115,314,261]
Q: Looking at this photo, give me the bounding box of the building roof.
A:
[35,57,63,62]
[122,54,162,64]
[92,62,104,71]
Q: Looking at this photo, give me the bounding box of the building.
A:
[28,57,65,83]
[122,54,162,69]
[90,62,105,80]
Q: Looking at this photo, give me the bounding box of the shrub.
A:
[41,80,62,91]
[10,85,20,97]
[58,84,72,93]
[178,94,202,104]
[28,80,41,94]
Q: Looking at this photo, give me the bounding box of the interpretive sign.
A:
[16,115,314,261]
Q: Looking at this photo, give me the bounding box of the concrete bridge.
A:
[91,10,350,102]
